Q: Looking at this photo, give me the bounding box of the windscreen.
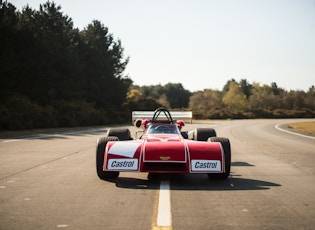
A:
[147,124,180,134]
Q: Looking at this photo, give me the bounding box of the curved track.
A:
[0,119,314,230]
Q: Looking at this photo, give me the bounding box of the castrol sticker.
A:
[107,159,138,170]
[191,160,221,171]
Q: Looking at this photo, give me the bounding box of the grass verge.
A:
[287,121,315,135]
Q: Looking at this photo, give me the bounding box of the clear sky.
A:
[9,0,315,92]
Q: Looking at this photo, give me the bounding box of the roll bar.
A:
[151,107,174,124]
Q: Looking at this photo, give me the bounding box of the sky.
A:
[9,0,315,92]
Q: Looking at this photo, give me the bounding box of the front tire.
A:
[106,128,132,140]
[96,136,120,180]
[207,137,231,180]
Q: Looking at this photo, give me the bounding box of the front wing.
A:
[103,140,225,174]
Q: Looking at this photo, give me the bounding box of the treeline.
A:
[1,1,132,130]
[189,80,315,119]
[127,80,315,119]
[1,1,314,131]
[124,83,191,111]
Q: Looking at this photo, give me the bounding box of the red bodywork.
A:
[103,133,225,174]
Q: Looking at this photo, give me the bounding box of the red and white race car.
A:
[96,107,231,180]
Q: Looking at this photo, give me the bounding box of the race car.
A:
[96,107,231,180]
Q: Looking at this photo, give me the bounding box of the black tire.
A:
[96,136,120,180]
[106,128,132,141]
[181,131,188,139]
[134,119,142,128]
[207,137,231,180]
[194,128,217,141]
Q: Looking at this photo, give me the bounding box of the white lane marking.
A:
[157,181,172,227]
[275,123,315,140]
[57,224,69,228]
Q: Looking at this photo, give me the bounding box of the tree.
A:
[11,1,83,103]
[123,87,162,112]
[222,78,237,95]
[305,86,315,110]
[0,1,20,99]
[137,83,191,109]
[283,90,307,110]
[80,20,131,109]
[222,81,248,111]
[189,89,222,111]
[140,84,165,99]
[126,88,142,102]
[188,89,223,118]
[239,79,252,99]
[271,82,281,96]
[164,83,191,108]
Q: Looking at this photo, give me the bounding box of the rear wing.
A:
[132,111,192,124]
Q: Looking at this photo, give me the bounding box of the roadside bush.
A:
[51,100,109,127]
[0,96,115,131]
[190,107,315,120]
[0,95,56,130]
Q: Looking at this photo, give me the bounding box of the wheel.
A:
[194,128,217,141]
[106,128,132,140]
[207,137,231,180]
[96,136,120,180]
[134,119,142,128]
[181,131,188,139]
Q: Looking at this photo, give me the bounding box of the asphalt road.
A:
[0,119,314,230]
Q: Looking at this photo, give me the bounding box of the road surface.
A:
[0,119,314,230]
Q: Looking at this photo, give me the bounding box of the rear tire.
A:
[207,137,231,180]
[194,128,217,141]
[96,136,120,180]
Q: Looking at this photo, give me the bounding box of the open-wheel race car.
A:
[96,107,231,180]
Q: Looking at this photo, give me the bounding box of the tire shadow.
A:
[111,173,280,191]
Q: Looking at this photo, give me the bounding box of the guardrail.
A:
[132,111,193,124]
